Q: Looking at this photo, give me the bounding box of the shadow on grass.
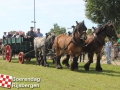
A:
[9,58,120,77]
[49,61,120,77]
[77,64,120,77]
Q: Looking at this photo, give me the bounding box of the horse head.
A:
[104,22,118,41]
[46,33,56,49]
[68,31,72,36]
[75,20,87,40]
[50,33,56,44]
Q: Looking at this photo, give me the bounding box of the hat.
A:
[30,26,34,28]
[37,28,40,30]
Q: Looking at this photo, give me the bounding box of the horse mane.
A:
[108,22,115,30]
[45,33,56,44]
[94,24,107,34]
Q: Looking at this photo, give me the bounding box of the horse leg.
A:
[50,51,55,64]
[42,49,49,67]
[82,53,85,62]
[79,54,82,62]
[54,47,62,69]
[62,55,70,67]
[35,50,40,65]
[70,56,79,71]
[96,53,102,71]
[43,54,49,67]
[56,55,62,69]
[39,54,44,66]
[84,53,94,71]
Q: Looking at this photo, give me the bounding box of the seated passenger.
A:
[36,28,43,37]
[3,32,7,39]
[19,31,25,37]
[12,31,20,38]
[7,32,12,38]
[27,27,37,38]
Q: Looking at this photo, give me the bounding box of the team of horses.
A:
[33,20,118,71]
[62,22,118,71]
[1,20,118,72]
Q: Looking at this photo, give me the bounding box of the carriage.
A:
[3,37,35,64]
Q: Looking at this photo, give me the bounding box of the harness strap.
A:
[63,40,72,50]
[61,37,72,50]
[84,33,103,47]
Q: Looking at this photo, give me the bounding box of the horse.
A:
[53,21,87,70]
[34,33,56,66]
[62,22,118,71]
[67,27,86,62]
[0,44,5,60]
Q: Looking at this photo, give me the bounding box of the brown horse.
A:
[62,22,118,71]
[53,21,87,70]
[84,23,118,71]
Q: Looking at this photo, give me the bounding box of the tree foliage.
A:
[85,0,120,33]
[49,23,66,35]
[86,29,92,34]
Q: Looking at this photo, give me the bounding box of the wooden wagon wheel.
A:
[25,58,31,62]
[5,45,12,62]
[18,52,24,64]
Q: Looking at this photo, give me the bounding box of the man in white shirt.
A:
[105,39,112,64]
[3,32,7,39]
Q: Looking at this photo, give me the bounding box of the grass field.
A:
[0,57,120,90]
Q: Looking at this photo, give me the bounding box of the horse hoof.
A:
[56,65,62,69]
[84,65,89,71]
[70,68,78,71]
[70,62,78,71]
[70,65,78,71]
[36,63,40,66]
[44,64,49,67]
[96,68,102,72]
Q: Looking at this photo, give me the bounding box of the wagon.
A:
[3,37,35,64]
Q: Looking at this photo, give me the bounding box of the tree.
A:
[85,0,120,33]
[86,29,92,34]
[49,23,66,35]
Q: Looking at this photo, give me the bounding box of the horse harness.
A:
[61,35,85,50]
[84,31,105,47]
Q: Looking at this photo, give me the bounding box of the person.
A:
[27,27,37,46]
[12,31,19,38]
[19,31,25,38]
[105,38,112,64]
[36,28,43,37]
[7,31,12,38]
[113,34,120,59]
[3,32,7,39]
[27,27,37,38]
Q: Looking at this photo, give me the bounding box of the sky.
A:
[0,0,97,38]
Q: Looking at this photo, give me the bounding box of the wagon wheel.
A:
[25,58,31,62]
[18,52,24,64]
[5,45,12,62]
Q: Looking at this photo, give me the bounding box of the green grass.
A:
[0,58,120,90]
